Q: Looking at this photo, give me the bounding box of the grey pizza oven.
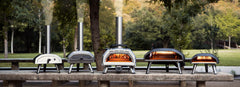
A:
[67,22,94,74]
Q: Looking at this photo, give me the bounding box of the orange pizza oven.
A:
[191,53,219,74]
[144,48,185,74]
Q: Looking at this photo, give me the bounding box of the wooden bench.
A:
[0,70,233,87]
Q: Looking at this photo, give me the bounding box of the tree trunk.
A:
[39,29,42,54]
[74,27,78,51]
[224,41,226,49]
[11,29,14,54]
[4,14,8,58]
[162,37,170,48]
[211,39,213,50]
[229,36,231,49]
[89,0,104,71]
[38,10,42,54]
[4,29,8,58]
[63,38,66,58]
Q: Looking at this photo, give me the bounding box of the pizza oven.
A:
[34,25,62,74]
[67,22,94,74]
[191,53,219,74]
[102,17,136,74]
[144,48,185,74]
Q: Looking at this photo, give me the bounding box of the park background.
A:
[1,0,240,67]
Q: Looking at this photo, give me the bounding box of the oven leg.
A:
[205,64,208,73]
[212,64,217,74]
[68,63,74,74]
[56,64,60,73]
[43,64,46,72]
[146,62,152,74]
[103,66,108,74]
[77,63,80,72]
[130,66,135,74]
[177,62,182,74]
[166,64,169,72]
[37,64,41,74]
[192,64,197,74]
[88,63,94,73]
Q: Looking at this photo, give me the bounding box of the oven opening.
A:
[149,51,181,60]
[107,54,132,62]
[192,56,216,63]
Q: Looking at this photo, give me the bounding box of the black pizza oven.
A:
[191,53,219,74]
[144,48,185,74]
[34,25,62,74]
[102,17,136,74]
[67,22,94,74]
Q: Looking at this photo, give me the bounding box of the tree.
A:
[55,0,77,57]
[214,1,240,49]
[149,0,219,50]
[89,0,104,71]
[0,0,12,58]
[191,6,220,49]
[125,7,167,49]
[9,0,41,54]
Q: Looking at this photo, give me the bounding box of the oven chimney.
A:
[116,17,123,48]
[78,22,83,51]
[47,25,50,54]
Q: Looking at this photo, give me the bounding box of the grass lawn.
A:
[0,49,240,67]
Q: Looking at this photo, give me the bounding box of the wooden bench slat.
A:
[0,70,233,81]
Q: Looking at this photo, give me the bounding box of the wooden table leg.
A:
[79,80,86,87]
[196,81,205,87]
[129,80,134,87]
[3,80,24,87]
[180,81,187,87]
[98,80,110,87]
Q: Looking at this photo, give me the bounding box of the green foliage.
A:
[191,6,220,49]
[54,0,77,52]
[125,7,164,50]
[99,0,116,48]
[215,9,240,38]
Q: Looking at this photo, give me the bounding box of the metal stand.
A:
[146,61,182,74]
[43,64,46,72]
[130,66,135,74]
[192,64,197,74]
[37,64,41,74]
[55,64,60,73]
[103,66,108,74]
[192,64,217,74]
[146,62,152,74]
[177,62,182,74]
[68,63,94,74]
[212,64,217,74]
[166,64,169,72]
[88,64,94,73]
[205,64,208,73]
[77,63,80,72]
[68,63,74,74]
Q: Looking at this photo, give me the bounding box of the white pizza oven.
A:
[102,17,136,74]
[34,25,62,74]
